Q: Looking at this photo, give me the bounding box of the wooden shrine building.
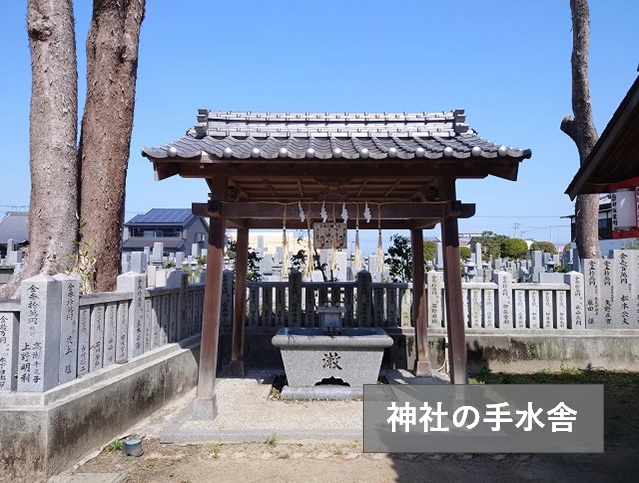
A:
[142,109,531,417]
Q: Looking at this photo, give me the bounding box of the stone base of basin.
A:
[280,385,363,401]
[271,327,394,392]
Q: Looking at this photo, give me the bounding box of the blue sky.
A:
[2,1,638,252]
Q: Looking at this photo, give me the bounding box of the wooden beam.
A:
[440,178,468,384]
[196,177,228,417]
[192,201,474,221]
[411,228,431,376]
[168,160,518,181]
[230,224,248,377]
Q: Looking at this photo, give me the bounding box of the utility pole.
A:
[513,223,521,238]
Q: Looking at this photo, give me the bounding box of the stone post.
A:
[18,274,62,392]
[493,271,513,329]
[288,271,302,326]
[54,274,79,384]
[356,271,372,327]
[565,271,585,329]
[117,272,146,358]
[0,311,19,391]
[426,271,443,328]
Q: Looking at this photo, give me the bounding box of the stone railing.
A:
[3,248,637,393]
[0,272,205,393]
[244,271,411,328]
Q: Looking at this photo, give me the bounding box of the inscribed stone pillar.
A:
[18,274,62,392]
[564,271,585,329]
[220,270,234,327]
[583,259,602,328]
[116,301,129,362]
[0,312,19,391]
[117,272,146,358]
[288,271,302,326]
[493,271,513,329]
[469,288,482,328]
[144,298,153,352]
[89,304,105,371]
[426,271,443,328]
[612,250,633,328]
[356,271,372,327]
[54,274,79,384]
[103,302,117,367]
[483,286,495,328]
[541,290,555,329]
[514,288,526,329]
[177,272,189,341]
[77,305,90,376]
[527,289,541,329]
[600,259,614,327]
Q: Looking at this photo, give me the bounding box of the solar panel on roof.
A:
[126,209,193,225]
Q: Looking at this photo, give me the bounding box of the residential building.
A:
[123,208,209,256]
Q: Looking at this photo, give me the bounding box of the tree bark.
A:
[561,0,601,260]
[79,0,146,292]
[0,0,79,299]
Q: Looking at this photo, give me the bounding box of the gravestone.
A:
[147,265,157,287]
[130,251,147,274]
[152,242,164,264]
[121,253,131,273]
[117,272,146,358]
[493,271,513,329]
[565,271,585,329]
[175,251,185,267]
[54,274,79,384]
[18,274,62,392]
[7,250,21,266]
[6,238,15,253]
[435,242,444,271]
[0,312,19,391]
[191,243,199,257]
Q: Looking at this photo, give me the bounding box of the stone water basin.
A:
[271,327,393,391]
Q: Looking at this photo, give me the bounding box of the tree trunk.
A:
[561,0,601,260]
[79,0,146,293]
[0,0,79,299]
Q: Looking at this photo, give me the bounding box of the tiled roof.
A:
[142,109,531,161]
[0,211,28,244]
[126,208,194,226]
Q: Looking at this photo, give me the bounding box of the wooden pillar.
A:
[230,223,248,377]
[440,179,468,384]
[194,178,227,419]
[411,227,431,376]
